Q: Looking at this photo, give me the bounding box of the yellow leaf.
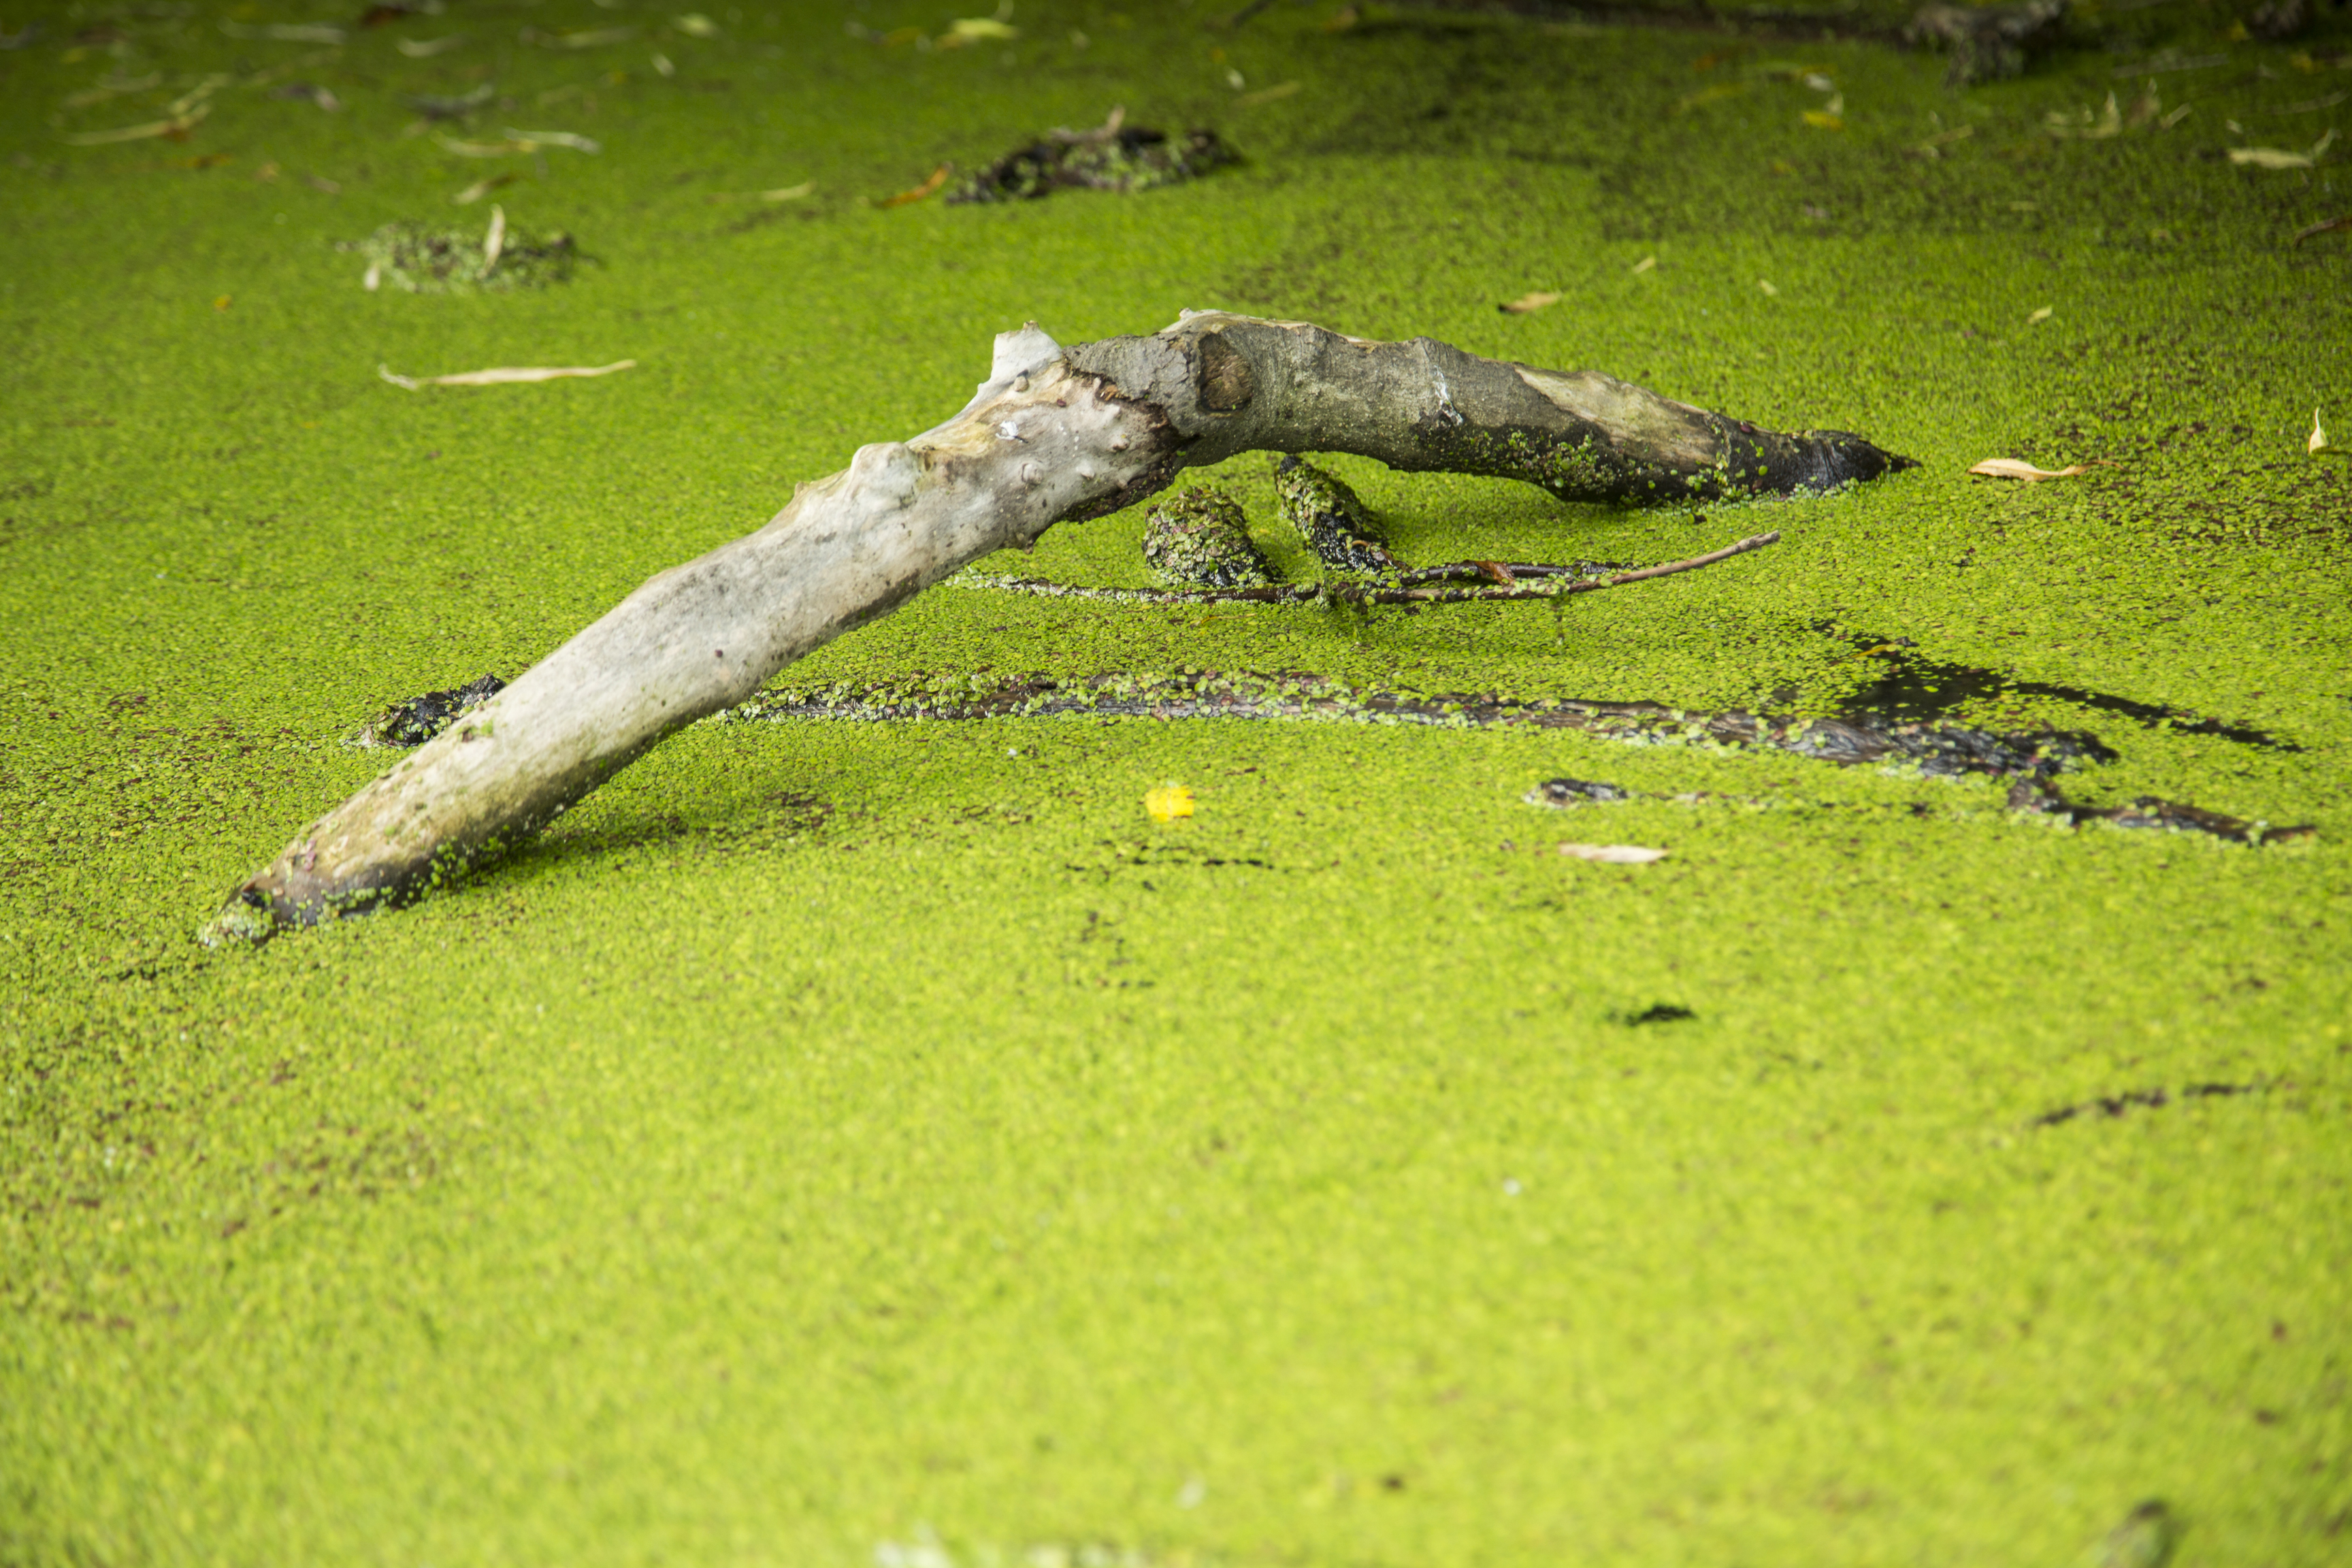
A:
[948,17,1019,40]
[672,13,718,37]
[1499,290,1560,314]
[1802,110,1843,130]
[1967,457,2112,482]
[1757,278,1778,296]
[1631,255,1656,274]
[1145,785,1194,823]
[2027,306,2053,324]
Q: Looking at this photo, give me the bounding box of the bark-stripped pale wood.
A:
[204,311,1910,943]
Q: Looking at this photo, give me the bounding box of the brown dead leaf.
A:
[880,164,951,207]
[1967,457,2114,482]
[1499,291,1561,314]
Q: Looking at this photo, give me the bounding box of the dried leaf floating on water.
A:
[881,165,951,207]
[532,26,634,48]
[502,127,602,154]
[378,361,636,390]
[408,83,493,119]
[452,173,516,204]
[396,34,468,57]
[2314,409,2344,459]
[943,17,1019,43]
[1560,843,1669,864]
[1968,457,2112,481]
[2232,127,2336,169]
[1499,291,1560,314]
[1235,80,1301,105]
[220,19,348,43]
[61,103,209,145]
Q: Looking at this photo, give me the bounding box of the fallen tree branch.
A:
[205,310,1910,942]
[960,530,1780,605]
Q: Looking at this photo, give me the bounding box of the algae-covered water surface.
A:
[4,1,2350,1563]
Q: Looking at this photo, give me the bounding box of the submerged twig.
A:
[963,532,1780,606]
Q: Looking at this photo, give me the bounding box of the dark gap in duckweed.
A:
[1827,630,2296,750]
[950,121,1237,204]
[2031,1081,2259,1128]
[364,674,504,747]
[1622,1004,1697,1026]
[347,222,580,294]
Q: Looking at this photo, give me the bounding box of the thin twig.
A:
[2292,213,2351,244]
[962,532,1781,606]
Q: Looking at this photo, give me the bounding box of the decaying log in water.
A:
[203,310,1912,943]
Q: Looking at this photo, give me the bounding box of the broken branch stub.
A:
[205,311,1910,943]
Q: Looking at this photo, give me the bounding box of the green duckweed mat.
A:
[4,2,2350,1563]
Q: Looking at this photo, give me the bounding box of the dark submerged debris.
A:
[1622,1004,1696,1026]
[2089,1500,2183,1568]
[350,220,576,293]
[1141,488,1273,589]
[728,669,2104,779]
[2246,0,2309,41]
[2035,1088,2252,1128]
[2006,774,2313,845]
[950,111,1236,203]
[964,531,1779,606]
[1272,455,1399,574]
[1906,0,2068,86]
[364,674,505,747]
[1528,778,1635,804]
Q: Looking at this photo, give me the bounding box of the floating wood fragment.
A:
[378,361,636,389]
[1499,291,1560,314]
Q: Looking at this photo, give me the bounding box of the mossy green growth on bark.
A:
[1139,487,1272,589]
[1272,455,1399,574]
